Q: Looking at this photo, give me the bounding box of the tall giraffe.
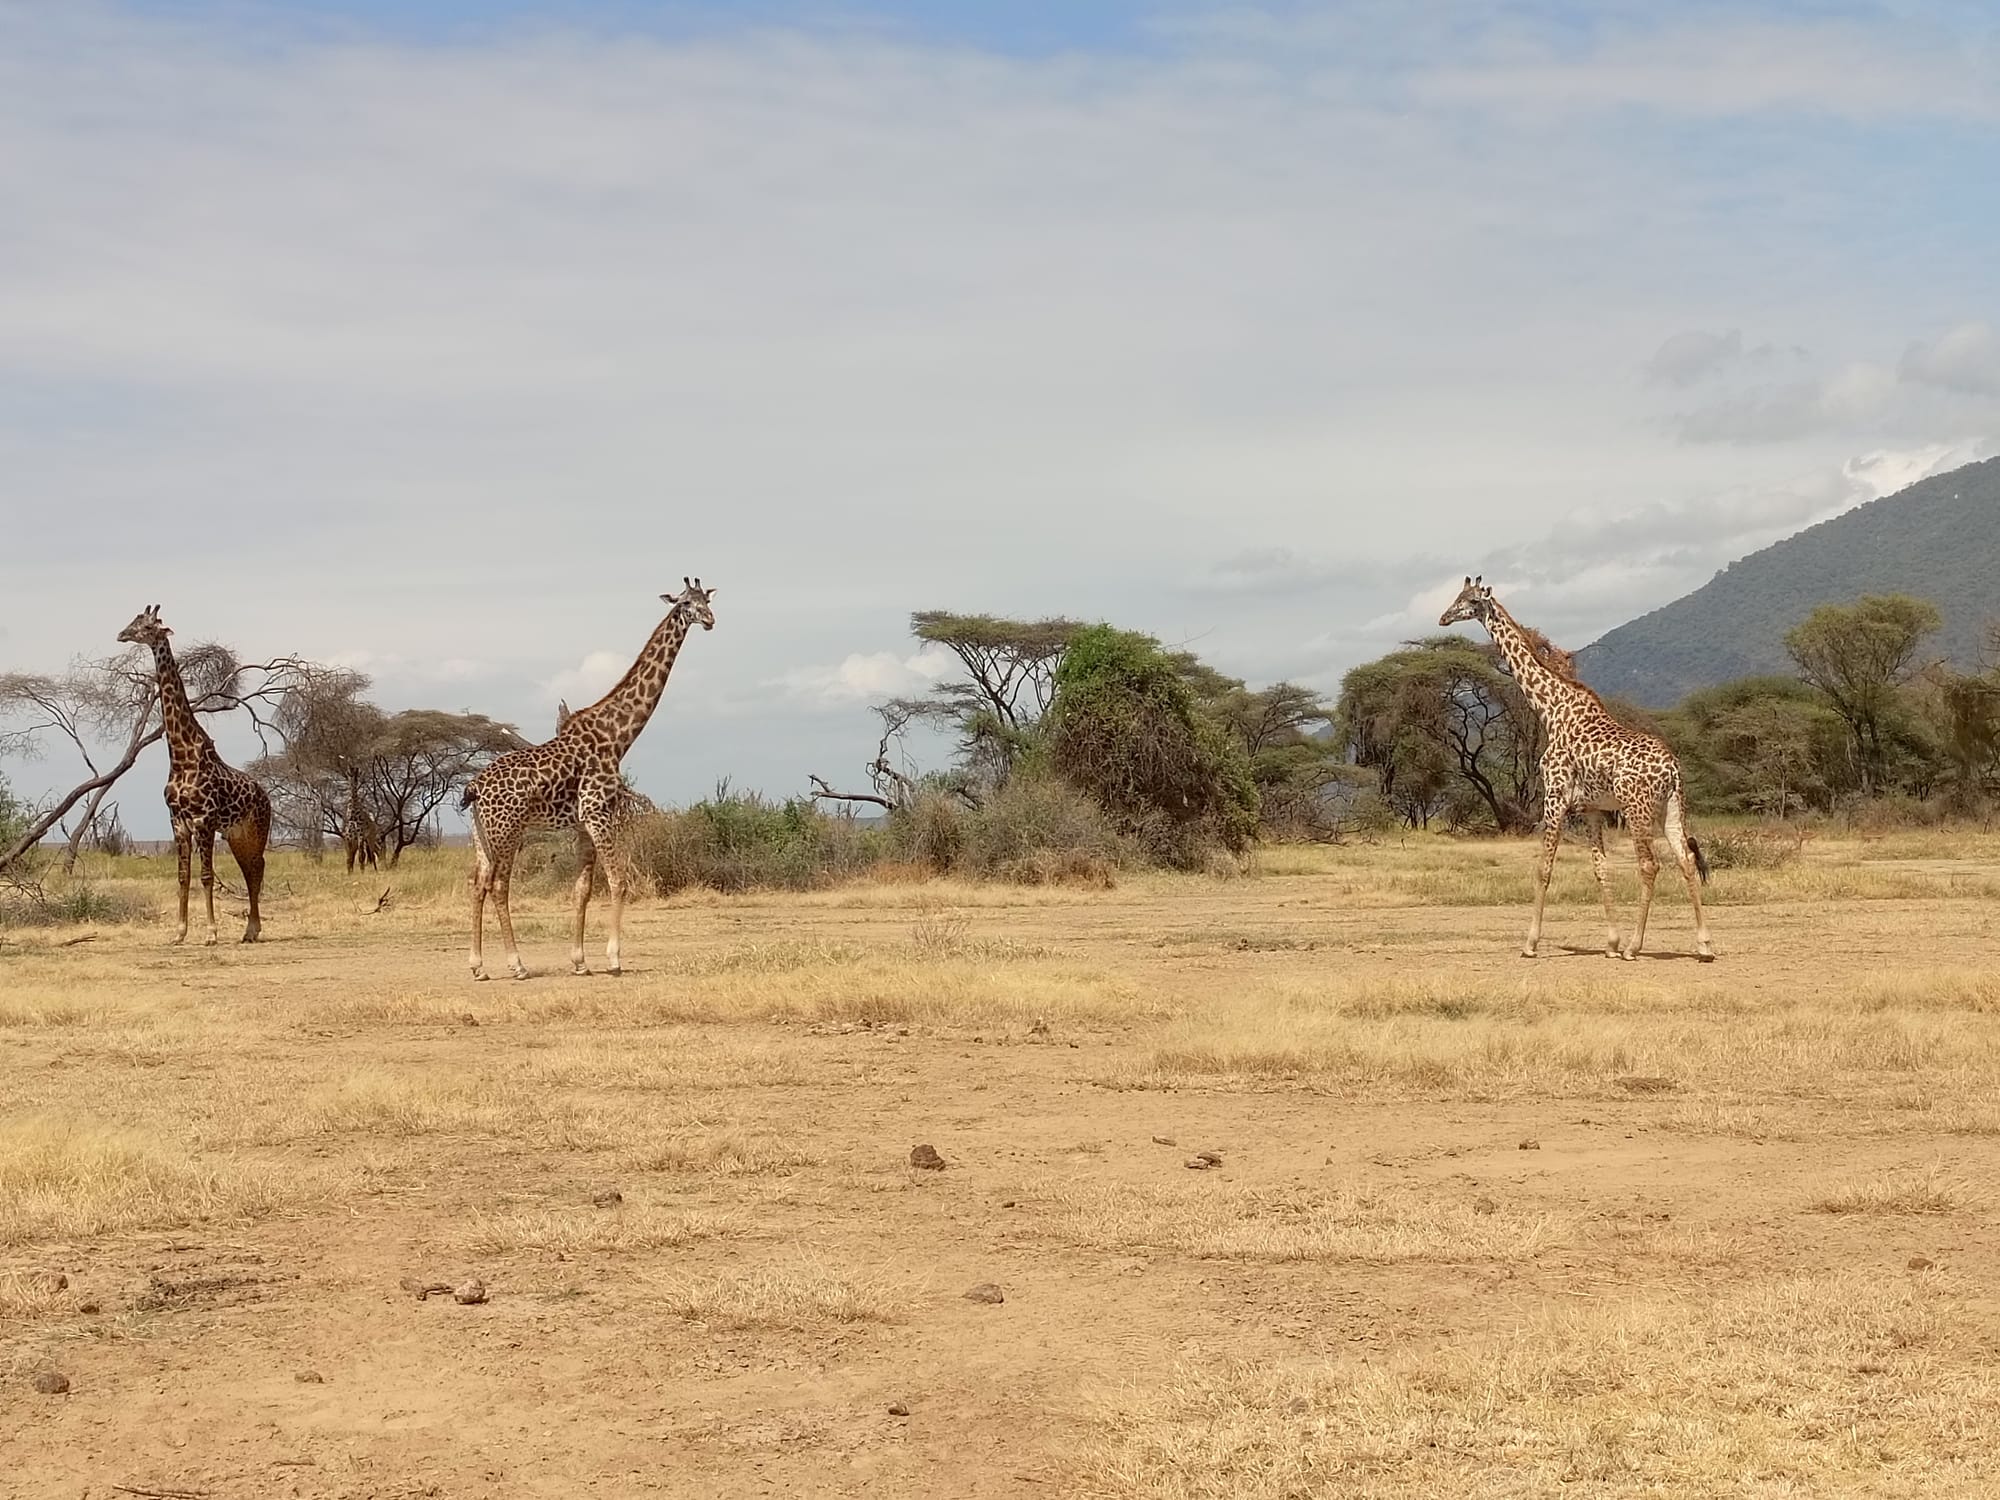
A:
[116,605,271,944]
[1439,577,1713,962]
[343,763,382,874]
[461,579,716,980]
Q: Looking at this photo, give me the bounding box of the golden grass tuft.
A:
[1079,1271,1991,1498]
[462,1203,731,1256]
[1035,1179,1569,1264]
[1809,1163,1971,1216]
[652,1260,905,1331]
[625,1129,819,1177]
[0,1116,302,1245]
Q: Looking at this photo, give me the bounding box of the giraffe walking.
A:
[462,579,716,980]
[1439,577,1714,962]
[116,605,271,944]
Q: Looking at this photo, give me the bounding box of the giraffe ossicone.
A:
[115,604,271,945]
[1438,578,1714,963]
[461,579,717,981]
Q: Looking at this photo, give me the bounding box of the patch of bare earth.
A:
[3,835,2000,1496]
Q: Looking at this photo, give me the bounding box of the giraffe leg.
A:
[604,854,627,977]
[1523,802,1568,959]
[1665,792,1715,961]
[1587,812,1619,957]
[1622,821,1659,960]
[172,828,192,945]
[468,817,499,981]
[197,829,219,946]
[570,830,598,976]
[491,853,527,979]
[226,821,265,943]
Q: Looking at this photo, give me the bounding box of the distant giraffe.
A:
[343,763,382,874]
[1439,577,1713,962]
[116,605,270,944]
[461,579,716,980]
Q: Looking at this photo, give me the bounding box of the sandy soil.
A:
[4,845,1999,1497]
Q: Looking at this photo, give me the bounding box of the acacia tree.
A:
[256,673,521,864]
[903,611,1086,781]
[1336,636,1542,831]
[1784,595,1942,795]
[0,643,305,873]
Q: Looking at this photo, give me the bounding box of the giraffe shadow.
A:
[1548,943,1711,963]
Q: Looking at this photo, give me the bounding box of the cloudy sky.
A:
[3,0,1996,832]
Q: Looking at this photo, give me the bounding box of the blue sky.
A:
[3,0,1997,834]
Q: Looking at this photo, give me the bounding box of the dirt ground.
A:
[4,836,2000,1497]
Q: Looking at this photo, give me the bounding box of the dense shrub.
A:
[627,788,877,894]
[950,773,1128,885]
[1044,626,1258,867]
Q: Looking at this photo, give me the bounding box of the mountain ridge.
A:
[1575,453,2000,707]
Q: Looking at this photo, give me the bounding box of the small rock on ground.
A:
[1472,1196,1499,1215]
[1186,1150,1223,1170]
[887,1402,910,1416]
[295,1370,326,1384]
[1518,1139,1541,1151]
[910,1144,947,1171]
[31,1370,70,1395]
[1908,1255,1935,1271]
[1152,1135,1177,1146]
[963,1282,1005,1304]
[453,1279,489,1305]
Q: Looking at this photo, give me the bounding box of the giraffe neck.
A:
[148,638,215,764]
[1482,603,1583,727]
[574,607,695,761]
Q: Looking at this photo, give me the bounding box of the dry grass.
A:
[462,1203,731,1256]
[651,1259,906,1331]
[1080,1271,1996,1498]
[1035,1180,1570,1264]
[0,1116,304,1245]
[1809,1163,1972,1216]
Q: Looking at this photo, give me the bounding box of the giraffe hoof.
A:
[571,964,590,977]
[605,966,623,978]
[1697,951,1717,964]
[471,970,489,982]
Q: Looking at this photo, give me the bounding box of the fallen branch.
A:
[807,774,897,812]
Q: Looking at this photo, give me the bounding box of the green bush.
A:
[627,788,878,894]
[1044,625,1259,867]
[953,773,1128,885]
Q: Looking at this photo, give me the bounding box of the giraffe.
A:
[115,605,271,944]
[343,763,382,874]
[461,579,716,980]
[1438,577,1714,962]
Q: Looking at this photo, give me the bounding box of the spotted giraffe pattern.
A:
[344,763,382,874]
[461,579,716,980]
[116,605,271,944]
[1440,577,1714,962]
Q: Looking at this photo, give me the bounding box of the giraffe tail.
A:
[459,782,478,811]
[1687,835,1709,885]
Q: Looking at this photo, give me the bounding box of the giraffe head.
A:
[1438,576,1496,628]
[117,604,173,646]
[662,577,718,632]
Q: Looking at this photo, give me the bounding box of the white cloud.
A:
[544,651,628,707]
[1645,329,1743,387]
[774,647,954,708]
[1900,321,2000,396]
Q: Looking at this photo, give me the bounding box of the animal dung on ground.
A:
[31,1369,70,1394]
[962,1282,1005,1304]
[591,1189,624,1208]
[1185,1150,1223,1170]
[1152,1135,1177,1146]
[1517,1139,1541,1151]
[909,1143,947,1171]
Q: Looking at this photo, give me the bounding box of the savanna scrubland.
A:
[5,826,2000,1498]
